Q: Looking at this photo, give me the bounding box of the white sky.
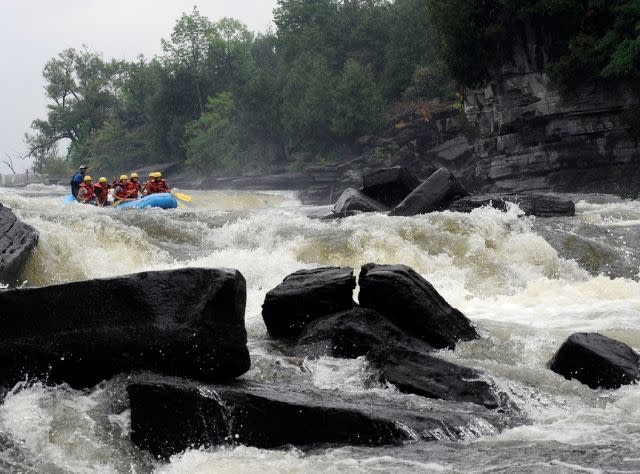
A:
[0,0,277,173]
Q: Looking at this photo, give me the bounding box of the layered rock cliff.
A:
[464,28,640,195]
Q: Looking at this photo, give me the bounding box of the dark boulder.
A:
[361,167,420,207]
[128,376,518,459]
[332,188,387,214]
[549,332,640,389]
[358,263,478,349]
[0,268,250,388]
[370,346,508,410]
[295,308,507,410]
[448,193,575,217]
[389,168,468,216]
[320,210,363,220]
[295,307,413,359]
[0,203,39,286]
[262,267,356,339]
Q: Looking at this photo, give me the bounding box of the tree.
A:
[185,92,240,173]
[281,52,336,150]
[161,7,215,114]
[331,59,384,138]
[23,47,120,165]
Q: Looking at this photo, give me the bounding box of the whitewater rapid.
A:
[1,184,639,473]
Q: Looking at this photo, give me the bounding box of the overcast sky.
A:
[0,0,277,173]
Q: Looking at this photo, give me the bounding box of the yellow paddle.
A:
[172,191,192,202]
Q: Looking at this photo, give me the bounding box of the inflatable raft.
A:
[62,193,178,209]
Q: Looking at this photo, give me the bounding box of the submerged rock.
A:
[0,203,38,286]
[358,263,478,349]
[295,307,412,359]
[128,376,518,459]
[0,268,250,388]
[389,168,468,216]
[370,346,507,410]
[262,267,356,339]
[332,188,387,214]
[448,193,575,217]
[361,167,420,207]
[549,333,640,389]
[296,307,507,410]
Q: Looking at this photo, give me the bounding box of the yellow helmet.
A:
[119,175,128,181]
[148,172,155,177]
[155,172,162,178]
[83,175,92,181]
[99,177,108,183]
[130,172,139,179]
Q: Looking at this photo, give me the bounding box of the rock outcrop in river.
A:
[549,332,640,389]
[0,203,38,286]
[0,268,250,388]
[262,267,356,338]
[260,264,506,412]
[128,375,518,459]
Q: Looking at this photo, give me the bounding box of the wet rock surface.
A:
[295,307,412,359]
[0,268,250,388]
[295,306,508,410]
[0,203,38,286]
[370,346,507,410]
[358,263,478,349]
[549,332,640,389]
[389,168,468,216]
[128,375,519,459]
[464,28,640,195]
[448,193,575,217]
[333,188,387,214]
[262,267,356,338]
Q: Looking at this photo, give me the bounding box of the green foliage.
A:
[281,52,336,149]
[332,59,384,139]
[429,0,640,87]
[185,92,239,174]
[25,2,456,176]
[403,63,456,100]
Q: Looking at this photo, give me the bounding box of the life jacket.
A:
[124,180,140,199]
[144,180,158,195]
[156,179,170,193]
[114,182,129,200]
[77,182,95,202]
[93,182,110,205]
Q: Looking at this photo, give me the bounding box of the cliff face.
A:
[464,29,640,195]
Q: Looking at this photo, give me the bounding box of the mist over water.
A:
[1,184,639,473]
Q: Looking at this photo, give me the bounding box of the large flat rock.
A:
[448,193,575,217]
[0,204,38,286]
[0,268,250,388]
[128,376,520,459]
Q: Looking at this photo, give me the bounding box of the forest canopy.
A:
[26,0,449,178]
[24,0,640,177]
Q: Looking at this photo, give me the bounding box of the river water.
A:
[1,184,639,473]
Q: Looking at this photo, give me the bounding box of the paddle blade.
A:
[173,192,192,202]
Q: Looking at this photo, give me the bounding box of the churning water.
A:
[1,184,639,473]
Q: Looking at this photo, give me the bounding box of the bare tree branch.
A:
[2,154,17,174]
